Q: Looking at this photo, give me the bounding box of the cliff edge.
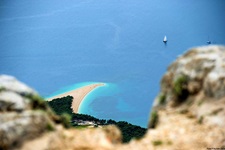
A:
[145,45,225,149]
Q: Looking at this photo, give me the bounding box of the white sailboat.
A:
[163,36,167,43]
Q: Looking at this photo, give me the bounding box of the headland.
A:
[46,83,105,113]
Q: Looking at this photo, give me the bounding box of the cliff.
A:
[1,45,225,150]
[146,45,225,149]
[0,75,122,150]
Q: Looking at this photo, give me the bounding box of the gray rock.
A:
[0,75,37,95]
[0,91,26,111]
[0,111,52,149]
[0,75,55,150]
[151,45,225,129]
[156,45,225,107]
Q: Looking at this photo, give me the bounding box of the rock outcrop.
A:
[146,45,225,149]
[156,45,225,104]
[0,75,56,149]
[0,75,122,150]
[20,125,121,150]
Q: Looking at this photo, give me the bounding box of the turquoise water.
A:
[79,83,120,114]
[45,82,102,99]
[1,0,225,127]
[46,82,121,116]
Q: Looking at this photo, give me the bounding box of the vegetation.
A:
[73,125,89,129]
[198,116,204,124]
[158,93,166,105]
[24,93,49,110]
[47,95,147,143]
[0,87,5,92]
[173,75,189,103]
[152,140,163,146]
[46,122,55,131]
[115,121,146,142]
[60,113,72,128]
[72,113,103,123]
[48,95,73,115]
[209,108,223,116]
[148,111,158,128]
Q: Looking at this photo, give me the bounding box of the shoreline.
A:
[46,83,105,113]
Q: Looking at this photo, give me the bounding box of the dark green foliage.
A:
[47,95,146,143]
[173,75,189,103]
[99,119,107,125]
[73,115,146,143]
[173,75,188,95]
[148,111,158,128]
[48,96,73,115]
[47,96,74,128]
[158,93,166,105]
[116,121,146,143]
[24,94,48,110]
[106,119,117,125]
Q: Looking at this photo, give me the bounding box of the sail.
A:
[163,36,167,42]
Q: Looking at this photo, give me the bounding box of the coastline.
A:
[46,83,105,113]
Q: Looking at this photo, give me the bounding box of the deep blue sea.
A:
[1,0,225,127]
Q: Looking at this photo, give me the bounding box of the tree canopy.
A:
[47,95,146,143]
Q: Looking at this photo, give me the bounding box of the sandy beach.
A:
[46,83,105,113]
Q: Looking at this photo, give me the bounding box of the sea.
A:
[0,0,225,127]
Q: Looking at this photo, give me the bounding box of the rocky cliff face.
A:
[151,45,225,127]
[1,45,225,150]
[0,75,55,149]
[156,45,225,103]
[146,45,225,149]
[0,75,122,150]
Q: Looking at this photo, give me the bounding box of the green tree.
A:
[48,95,73,115]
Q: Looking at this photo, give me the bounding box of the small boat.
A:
[207,36,211,44]
[207,40,211,44]
[163,36,167,43]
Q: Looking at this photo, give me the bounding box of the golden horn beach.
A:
[46,83,105,113]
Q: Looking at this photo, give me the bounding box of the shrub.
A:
[148,111,159,128]
[116,121,146,143]
[158,93,166,105]
[24,94,48,110]
[173,75,189,103]
[152,140,163,146]
[60,113,72,128]
[46,122,55,131]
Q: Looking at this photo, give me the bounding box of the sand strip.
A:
[46,83,105,113]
